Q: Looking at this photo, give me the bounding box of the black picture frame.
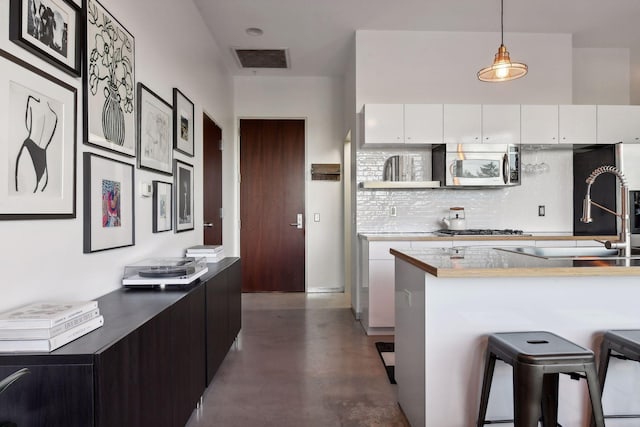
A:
[152,181,172,233]
[174,159,194,232]
[83,0,136,157]
[83,152,135,253]
[0,48,77,220]
[173,88,194,157]
[137,83,173,175]
[9,0,83,77]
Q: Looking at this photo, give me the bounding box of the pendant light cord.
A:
[500,0,504,46]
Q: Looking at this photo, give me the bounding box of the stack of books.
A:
[186,245,225,263]
[0,301,104,352]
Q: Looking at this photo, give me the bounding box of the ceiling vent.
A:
[233,48,290,69]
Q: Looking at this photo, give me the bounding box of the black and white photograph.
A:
[174,159,194,232]
[173,88,194,156]
[84,0,136,156]
[152,181,172,232]
[0,49,76,219]
[83,152,135,253]
[137,83,173,174]
[9,0,82,76]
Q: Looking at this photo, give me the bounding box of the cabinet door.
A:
[368,260,395,327]
[227,260,242,345]
[521,105,559,144]
[444,104,482,144]
[482,105,521,144]
[206,272,228,383]
[404,104,443,144]
[363,104,404,145]
[597,105,640,144]
[559,105,596,144]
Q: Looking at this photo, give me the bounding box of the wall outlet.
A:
[390,206,397,217]
[538,205,545,216]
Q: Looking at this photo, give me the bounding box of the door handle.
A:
[289,213,303,229]
[203,223,213,228]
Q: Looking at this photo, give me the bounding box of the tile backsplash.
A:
[357,147,575,233]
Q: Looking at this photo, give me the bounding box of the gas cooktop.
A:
[435,229,525,236]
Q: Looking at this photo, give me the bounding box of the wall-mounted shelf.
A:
[359,181,441,189]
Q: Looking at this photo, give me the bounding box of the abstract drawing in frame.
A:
[0,48,76,220]
[174,159,194,232]
[9,0,83,77]
[152,181,172,233]
[137,83,173,174]
[83,152,135,253]
[173,88,194,157]
[84,0,135,156]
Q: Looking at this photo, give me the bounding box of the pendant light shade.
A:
[477,0,527,82]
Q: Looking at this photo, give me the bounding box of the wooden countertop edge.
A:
[390,249,640,278]
[360,234,617,242]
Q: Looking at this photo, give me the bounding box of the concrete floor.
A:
[186,292,409,427]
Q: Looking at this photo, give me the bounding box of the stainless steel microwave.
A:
[432,144,520,187]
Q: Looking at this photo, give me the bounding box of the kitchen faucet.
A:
[580,165,631,257]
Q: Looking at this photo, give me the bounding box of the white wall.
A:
[573,48,630,104]
[0,0,234,312]
[234,76,345,291]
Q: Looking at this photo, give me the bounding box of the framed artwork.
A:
[83,0,135,157]
[152,181,172,233]
[137,83,173,174]
[83,152,135,253]
[9,0,83,77]
[0,48,76,220]
[173,159,194,232]
[173,88,194,157]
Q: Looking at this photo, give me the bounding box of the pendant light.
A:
[477,0,527,82]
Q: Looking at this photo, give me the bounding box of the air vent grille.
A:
[233,49,289,69]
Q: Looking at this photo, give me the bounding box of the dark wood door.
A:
[203,114,223,245]
[240,119,305,292]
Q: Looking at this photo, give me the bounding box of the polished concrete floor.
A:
[186,292,409,427]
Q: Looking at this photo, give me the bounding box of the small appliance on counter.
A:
[122,257,208,288]
[442,207,466,230]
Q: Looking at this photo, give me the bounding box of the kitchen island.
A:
[391,246,640,427]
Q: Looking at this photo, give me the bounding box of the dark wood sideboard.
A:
[0,257,241,427]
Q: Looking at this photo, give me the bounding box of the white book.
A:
[0,308,100,340]
[186,245,223,254]
[0,315,104,352]
[0,301,99,329]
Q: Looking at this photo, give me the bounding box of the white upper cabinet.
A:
[404,104,443,144]
[444,104,482,144]
[597,105,640,144]
[521,105,559,144]
[363,104,404,145]
[558,105,597,144]
[482,105,521,144]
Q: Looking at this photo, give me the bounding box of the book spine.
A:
[0,301,99,329]
[48,316,104,351]
[48,309,101,337]
[0,309,100,340]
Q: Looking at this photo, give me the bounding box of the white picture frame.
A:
[152,180,172,233]
[137,83,173,175]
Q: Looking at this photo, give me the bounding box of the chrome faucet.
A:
[580,165,631,257]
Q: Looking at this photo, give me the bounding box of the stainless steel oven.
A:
[432,144,520,187]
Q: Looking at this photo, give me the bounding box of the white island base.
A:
[395,258,640,427]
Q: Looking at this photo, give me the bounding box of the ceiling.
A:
[192,0,640,77]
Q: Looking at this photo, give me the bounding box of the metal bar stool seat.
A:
[595,329,640,424]
[477,331,605,427]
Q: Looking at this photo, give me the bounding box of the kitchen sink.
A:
[497,246,621,259]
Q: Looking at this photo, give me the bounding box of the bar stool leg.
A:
[541,373,559,427]
[513,363,544,427]
[476,352,497,427]
[597,340,612,394]
[585,364,605,427]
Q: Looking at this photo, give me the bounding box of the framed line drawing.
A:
[173,88,194,157]
[137,83,173,174]
[173,159,194,232]
[84,0,135,157]
[9,0,83,77]
[83,152,135,253]
[0,48,77,220]
[152,181,172,233]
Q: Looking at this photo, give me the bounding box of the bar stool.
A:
[594,329,640,425]
[476,331,605,427]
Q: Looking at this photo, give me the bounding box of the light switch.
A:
[140,182,152,198]
[314,213,320,222]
